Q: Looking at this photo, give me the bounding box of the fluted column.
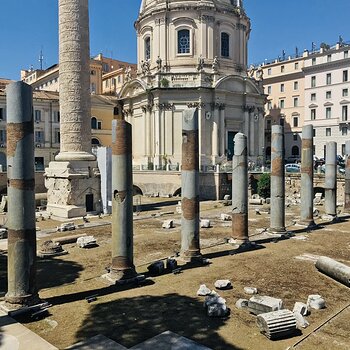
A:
[56,0,95,161]
[345,141,350,211]
[219,105,225,156]
[325,141,337,217]
[212,106,219,162]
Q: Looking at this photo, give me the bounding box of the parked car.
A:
[285,163,301,173]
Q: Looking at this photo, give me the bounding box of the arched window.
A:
[221,32,230,58]
[292,146,300,156]
[91,138,101,146]
[91,117,97,129]
[144,37,151,61]
[178,29,190,54]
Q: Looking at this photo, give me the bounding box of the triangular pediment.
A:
[323,101,333,107]
[308,103,318,108]
[340,99,350,104]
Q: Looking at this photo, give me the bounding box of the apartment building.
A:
[303,44,350,157]
[256,41,350,160]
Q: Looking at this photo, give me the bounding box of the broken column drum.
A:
[325,141,337,217]
[270,125,286,233]
[181,108,201,261]
[5,82,38,306]
[345,140,350,211]
[107,119,136,281]
[300,125,315,227]
[232,132,249,243]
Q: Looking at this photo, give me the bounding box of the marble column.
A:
[181,108,201,262]
[231,133,249,244]
[211,106,219,163]
[5,82,38,307]
[269,125,286,233]
[325,141,337,217]
[45,0,100,218]
[219,105,225,157]
[299,125,315,227]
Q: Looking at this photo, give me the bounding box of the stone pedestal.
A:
[45,161,101,218]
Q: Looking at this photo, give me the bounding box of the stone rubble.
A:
[57,222,75,232]
[204,294,229,317]
[147,260,165,276]
[162,219,174,229]
[244,287,258,295]
[294,312,310,329]
[77,235,97,248]
[236,299,249,309]
[200,219,211,228]
[248,295,284,315]
[197,284,212,296]
[220,214,232,221]
[293,302,309,316]
[214,280,232,290]
[307,294,326,310]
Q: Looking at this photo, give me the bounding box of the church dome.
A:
[139,0,244,14]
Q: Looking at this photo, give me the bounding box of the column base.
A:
[101,267,138,285]
[228,238,251,250]
[3,292,41,310]
[179,250,202,263]
[321,214,338,222]
[268,227,287,234]
[297,220,317,229]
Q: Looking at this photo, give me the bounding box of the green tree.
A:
[257,173,271,199]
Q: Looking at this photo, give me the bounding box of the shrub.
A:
[257,173,271,199]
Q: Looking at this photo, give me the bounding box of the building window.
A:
[313,129,316,137]
[311,93,316,101]
[34,110,41,122]
[344,51,349,59]
[311,108,316,120]
[342,127,348,136]
[294,81,298,90]
[0,129,6,143]
[312,57,316,65]
[97,121,102,130]
[343,70,348,82]
[145,37,151,60]
[327,54,332,62]
[343,88,348,97]
[281,65,285,73]
[326,91,331,99]
[311,76,316,87]
[295,62,299,70]
[221,32,230,58]
[293,134,298,141]
[342,105,348,121]
[90,70,96,75]
[279,99,285,109]
[53,111,60,123]
[326,73,331,85]
[326,128,331,136]
[35,131,44,143]
[293,97,299,107]
[178,29,190,54]
[268,68,272,75]
[0,108,5,121]
[326,107,332,119]
[280,84,285,92]
[267,86,271,94]
[91,138,101,146]
[54,129,60,143]
[267,101,272,110]
[91,117,97,129]
[292,145,300,156]
[293,116,299,127]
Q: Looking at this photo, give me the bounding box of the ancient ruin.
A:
[45,0,101,218]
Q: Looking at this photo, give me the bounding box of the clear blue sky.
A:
[1,0,349,80]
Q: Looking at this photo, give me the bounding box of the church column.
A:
[243,105,250,155]
[249,107,255,157]
[219,104,226,157]
[154,104,162,167]
[212,104,219,163]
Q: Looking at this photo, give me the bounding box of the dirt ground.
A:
[0,197,350,350]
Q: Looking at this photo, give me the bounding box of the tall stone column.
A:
[45,0,100,218]
[181,108,201,262]
[344,141,350,211]
[325,141,337,217]
[231,133,249,244]
[269,125,286,233]
[5,82,38,306]
[299,125,315,227]
[102,118,136,283]
[219,105,225,157]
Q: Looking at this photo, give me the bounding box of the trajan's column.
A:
[45,0,100,218]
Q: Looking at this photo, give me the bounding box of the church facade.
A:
[119,0,266,198]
